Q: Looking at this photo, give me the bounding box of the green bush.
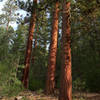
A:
[86,69,100,92]
[73,78,86,92]
[0,62,23,97]
[29,79,45,91]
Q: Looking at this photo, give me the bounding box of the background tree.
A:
[0,0,18,30]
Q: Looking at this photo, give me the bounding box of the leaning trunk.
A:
[22,0,37,88]
[59,1,72,100]
[46,1,59,94]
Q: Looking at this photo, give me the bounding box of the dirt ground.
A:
[1,91,100,100]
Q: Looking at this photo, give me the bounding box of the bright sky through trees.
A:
[0,0,27,30]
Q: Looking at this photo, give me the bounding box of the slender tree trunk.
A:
[6,9,11,31]
[6,21,9,31]
[46,1,59,94]
[22,0,37,88]
[59,1,72,100]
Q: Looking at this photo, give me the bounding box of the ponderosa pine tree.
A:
[0,0,18,30]
[59,1,72,100]
[46,0,59,94]
[22,0,37,88]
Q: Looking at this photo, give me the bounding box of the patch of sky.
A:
[0,0,27,30]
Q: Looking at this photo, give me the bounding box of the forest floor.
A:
[1,90,100,100]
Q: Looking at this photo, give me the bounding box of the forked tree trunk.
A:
[46,1,59,94]
[59,1,72,100]
[22,0,37,88]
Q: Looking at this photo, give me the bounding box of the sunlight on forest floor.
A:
[1,90,100,100]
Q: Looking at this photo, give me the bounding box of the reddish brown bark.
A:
[46,1,59,94]
[59,1,72,100]
[22,0,37,88]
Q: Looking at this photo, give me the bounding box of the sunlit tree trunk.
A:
[22,0,37,88]
[46,1,59,94]
[59,1,72,100]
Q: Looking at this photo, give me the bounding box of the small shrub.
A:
[0,62,23,97]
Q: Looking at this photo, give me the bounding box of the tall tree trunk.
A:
[59,1,72,100]
[46,1,59,94]
[22,0,37,88]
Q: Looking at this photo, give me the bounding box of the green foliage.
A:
[86,69,100,92]
[73,78,86,92]
[29,47,48,91]
[11,24,28,65]
[0,26,14,61]
[0,21,27,97]
[22,97,29,100]
[0,0,18,26]
[71,0,100,93]
[0,62,23,97]
[29,79,45,91]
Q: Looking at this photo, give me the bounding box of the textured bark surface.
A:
[46,1,59,94]
[59,1,72,100]
[22,0,37,88]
